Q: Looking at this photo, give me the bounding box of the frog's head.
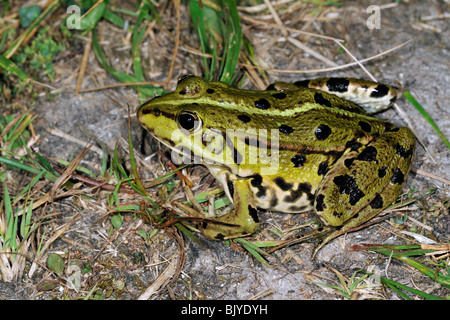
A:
[137,75,239,167]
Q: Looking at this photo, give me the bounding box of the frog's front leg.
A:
[199,179,259,240]
[312,126,415,256]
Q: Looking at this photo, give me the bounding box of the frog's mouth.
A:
[149,132,206,166]
[148,134,190,164]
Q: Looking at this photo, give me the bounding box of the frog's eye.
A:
[177,111,201,132]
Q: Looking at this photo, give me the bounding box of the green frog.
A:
[137,75,415,256]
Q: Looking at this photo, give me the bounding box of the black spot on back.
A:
[314,92,332,108]
[371,84,390,98]
[206,88,215,94]
[279,124,294,135]
[254,98,270,110]
[370,194,384,209]
[345,139,362,151]
[356,146,378,162]
[326,78,349,93]
[294,80,310,88]
[314,124,332,140]
[358,121,372,133]
[266,84,276,90]
[272,92,287,99]
[378,166,387,178]
[291,155,306,167]
[237,115,251,123]
[385,125,400,133]
[391,168,405,184]
[333,174,365,205]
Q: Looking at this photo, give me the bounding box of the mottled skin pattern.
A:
[137,75,415,256]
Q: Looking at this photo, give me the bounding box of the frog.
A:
[137,74,415,256]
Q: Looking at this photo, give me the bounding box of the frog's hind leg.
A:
[199,179,259,241]
[297,78,398,114]
[312,127,415,257]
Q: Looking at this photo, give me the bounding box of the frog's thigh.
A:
[315,127,415,235]
[199,179,259,240]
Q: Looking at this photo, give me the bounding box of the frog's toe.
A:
[199,179,260,240]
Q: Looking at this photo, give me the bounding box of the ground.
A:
[0,0,448,300]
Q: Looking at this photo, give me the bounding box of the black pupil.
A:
[178,113,196,130]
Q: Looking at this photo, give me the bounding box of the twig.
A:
[138,228,185,300]
[411,167,450,185]
[289,37,338,67]
[75,32,92,94]
[77,81,166,93]
[166,0,181,87]
[46,127,103,156]
[241,15,344,42]
[246,40,412,74]
[263,0,288,38]
[157,150,193,188]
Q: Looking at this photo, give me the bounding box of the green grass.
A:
[0,111,47,281]
[355,244,450,289]
[404,91,450,149]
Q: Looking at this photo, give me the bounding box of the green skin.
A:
[137,75,415,256]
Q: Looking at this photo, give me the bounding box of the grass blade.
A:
[355,244,450,289]
[218,0,242,84]
[3,185,17,251]
[0,54,30,82]
[403,91,450,149]
[4,0,60,59]
[234,238,271,267]
[20,200,33,238]
[127,107,148,196]
[359,270,446,300]
[91,30,165,98]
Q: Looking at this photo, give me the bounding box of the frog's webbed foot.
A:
[266,225,337,255]
[199,179,259,240]
[311,227,350,258]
